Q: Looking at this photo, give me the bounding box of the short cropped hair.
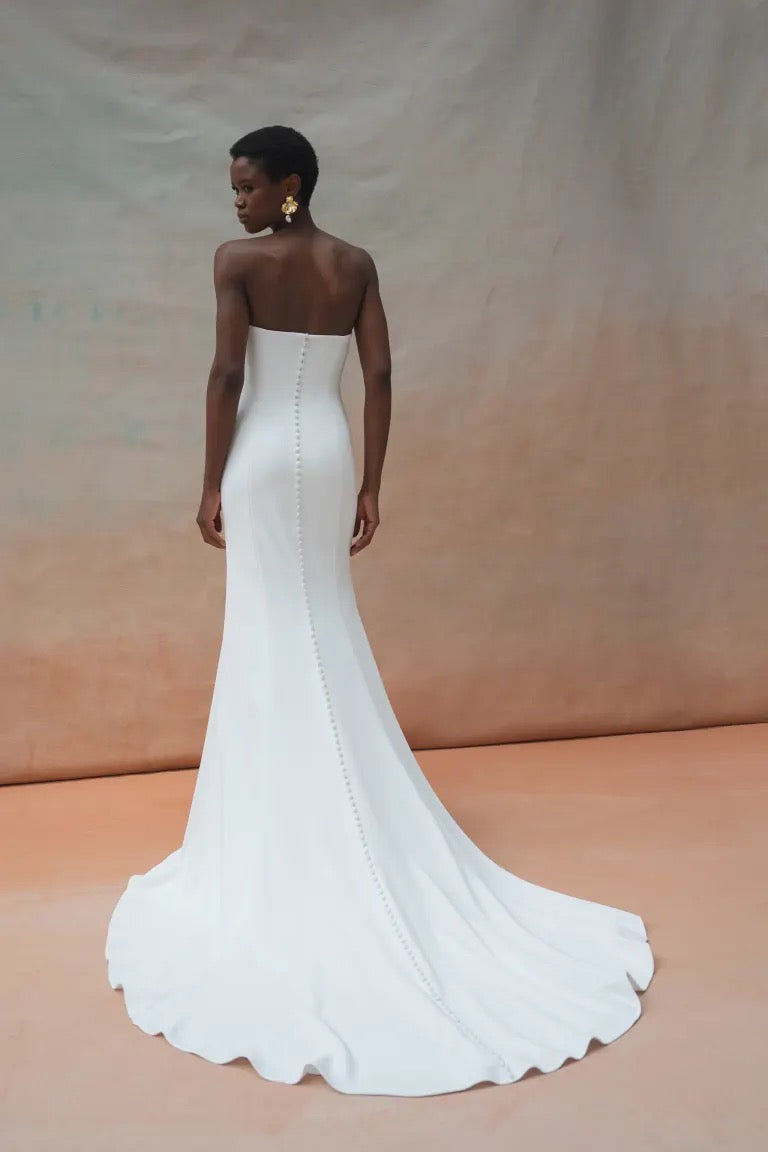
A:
[229,125,319,207]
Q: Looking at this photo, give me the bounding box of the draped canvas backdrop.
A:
[2,0,766,784]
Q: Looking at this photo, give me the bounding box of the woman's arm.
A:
[351,251,392,556]
[197,242,250,548]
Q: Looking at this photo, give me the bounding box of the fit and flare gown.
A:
[105,324,654,1096]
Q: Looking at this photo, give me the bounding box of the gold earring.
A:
[281,194,298,223]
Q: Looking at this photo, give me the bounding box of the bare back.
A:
[235,231,369,336]
[212,228,391,394]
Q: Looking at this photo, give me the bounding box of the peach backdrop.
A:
[3,0,767,784]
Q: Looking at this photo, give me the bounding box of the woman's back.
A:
[231,230,369,337]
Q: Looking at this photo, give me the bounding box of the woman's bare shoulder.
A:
[213,236,269,267]
[317,232,377,274]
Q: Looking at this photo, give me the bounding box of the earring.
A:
[281,194,298,223]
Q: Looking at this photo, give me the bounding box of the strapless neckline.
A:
[250,323,352,340]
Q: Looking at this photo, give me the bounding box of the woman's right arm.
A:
[350,251,392,555]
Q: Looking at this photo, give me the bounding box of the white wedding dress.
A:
[105,324,654,1096]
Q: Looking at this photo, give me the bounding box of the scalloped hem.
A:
[106,945,652,1098]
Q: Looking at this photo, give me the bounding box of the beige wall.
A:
[2,0,767,784]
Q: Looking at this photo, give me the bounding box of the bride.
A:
[105,124,654,1097]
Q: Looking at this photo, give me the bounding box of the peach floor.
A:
[1,723,766,1150]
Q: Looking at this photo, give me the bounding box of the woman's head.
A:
[229,125,318,233]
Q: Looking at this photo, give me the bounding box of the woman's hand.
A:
[350,488,380,556]
[197,489,226,549]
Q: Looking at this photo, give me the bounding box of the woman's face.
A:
[230,156,287,233]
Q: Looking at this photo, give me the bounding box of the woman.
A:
[105,125,654,1097]
[196,125,390,562]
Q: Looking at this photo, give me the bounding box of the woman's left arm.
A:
[197,242,250,548]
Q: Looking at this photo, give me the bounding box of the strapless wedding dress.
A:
[105,324,654,1096]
